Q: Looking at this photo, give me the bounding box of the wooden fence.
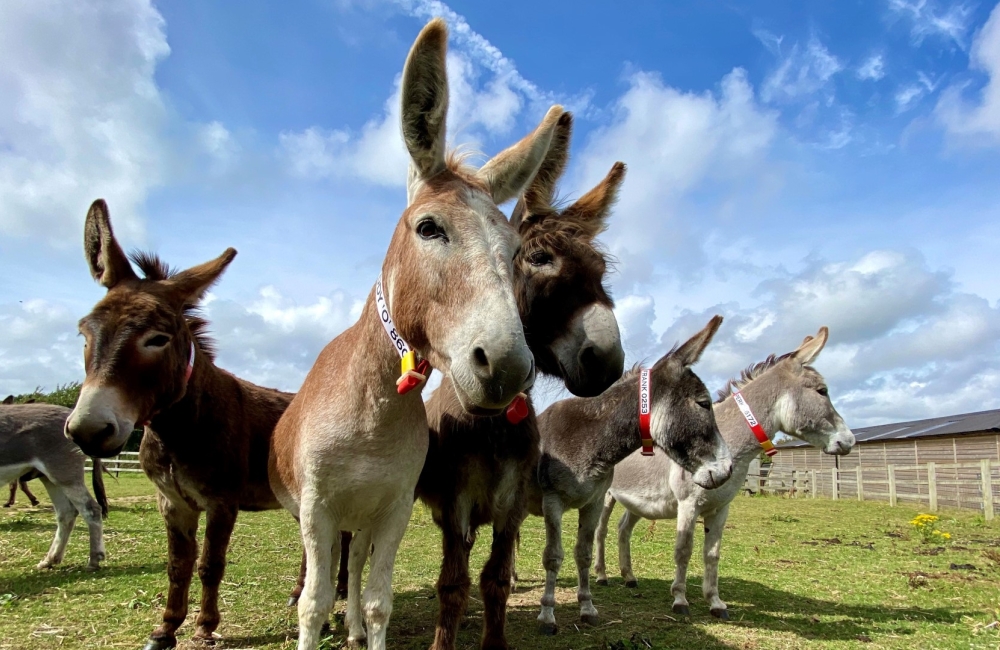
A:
[84,451,142,475]
[744,459,998,520]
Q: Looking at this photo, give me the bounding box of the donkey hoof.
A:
[286,596,299,607]
[320,620,333,636]
[143,636,177,650]
[596,578,609,587]
[36,560,53,570]
[85,564,101,573]
[336,587,349,599]
[672,604,691,616]
[537,622,559,636]
[711,608,730,620]
[624,579,638,589]
[580,614,600,626]
[347,636,367,649]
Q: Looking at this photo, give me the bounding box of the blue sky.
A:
[2,0,1000,426]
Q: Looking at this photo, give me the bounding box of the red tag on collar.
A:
[638,369,654,456]
[397,358,430,395]
[505,393,529,424]
[733,390,777,457]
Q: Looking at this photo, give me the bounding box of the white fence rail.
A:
[745,459,998,520]
[84,451,143,475]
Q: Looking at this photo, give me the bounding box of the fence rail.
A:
[744,459,998,519]
[84,451,143,475]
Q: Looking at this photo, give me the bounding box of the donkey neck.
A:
[715,376,786,462]
[575,374,644,476]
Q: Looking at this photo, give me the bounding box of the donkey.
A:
[531,316,734,635]
[1,403,108,569]
[415,111,627,650]
[593,327,855,619]
[6,475,41,507]
[63,199,345,650]
[268,19,562,650]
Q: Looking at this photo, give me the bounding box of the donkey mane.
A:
[714,352,795,403]
[128,250,218,362]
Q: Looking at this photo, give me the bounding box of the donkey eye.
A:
[145,334,171,348]
[528,251,552,267]
[416,219,446,241]
[817,387,829,397]
[696,398,712,410]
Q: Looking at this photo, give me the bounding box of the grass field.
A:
[1,474,999,649]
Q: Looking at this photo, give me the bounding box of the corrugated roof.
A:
[778,408,1000,448]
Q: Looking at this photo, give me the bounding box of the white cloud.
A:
[0,0,170,246]
[759,34,843,103]
[613,249,1000,427]
[857,54,887,80]
[575,67,777,283]
[888,0,974,47]
[936,2,1000,143]
[0,299,83,396]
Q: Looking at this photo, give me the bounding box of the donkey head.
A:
[510,113,626,397]
[771,327,855,455]
[65,200,234,457]
[383,19,562,414]
[650,316,732,489]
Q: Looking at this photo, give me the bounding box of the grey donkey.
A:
[0,401,108,570]
[594,327,855,619]
[528,315,734,634]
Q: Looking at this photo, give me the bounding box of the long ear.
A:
[401,19,449,183]
[476,105,564,204]
[560,161,626,240]
[164,248,237,306]
[792,326,829,365]
[672,315,724,367]
[83,199,138,288]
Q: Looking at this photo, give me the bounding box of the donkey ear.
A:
[792,326,828,365]
[165,248,237,306]
[2,395,13,405]
[561,161,626,240]
[401,19,449,184]
[521,112,573,215]
[83,199,138,289]
[672,315,724,367]
[476,105,564,205]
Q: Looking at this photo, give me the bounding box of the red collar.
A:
[732,390,777,457]
[638,368,654,456]
[184,340,195,383]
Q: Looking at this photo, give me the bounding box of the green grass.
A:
[1,475,999,649]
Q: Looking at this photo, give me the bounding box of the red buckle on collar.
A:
[397,356,430,395]
[638,368,654,456]
[505,393,529,424]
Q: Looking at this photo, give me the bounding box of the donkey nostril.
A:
[579,346,597,369]
[473,347,489,369]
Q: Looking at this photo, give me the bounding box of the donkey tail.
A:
[91,458,109,519]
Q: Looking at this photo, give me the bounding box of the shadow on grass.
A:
[1,562,163,598]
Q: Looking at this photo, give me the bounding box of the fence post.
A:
[927,462,938,512]
[888,465,897,507]
[857,467,864,502]
[831,468,838,501]
[982,459,994,521]
[810,470,817,499]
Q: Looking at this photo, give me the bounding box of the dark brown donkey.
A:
[63,200,345,650]
[416,113,627,650]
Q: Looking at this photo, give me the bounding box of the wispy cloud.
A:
[888,0,974,48]
[758,33,844,103]
[936,2,1000,143]
[857,53,887,80]
[895,71,941,112]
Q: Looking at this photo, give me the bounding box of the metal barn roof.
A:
[778,408,1000,448]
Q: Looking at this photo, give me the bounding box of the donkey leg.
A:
[593,492,616,586]
[298,494,338,650]
[479,511,523,650]
[346,527,372,648]
[192,504,239,642]
[61,482,105,570]
[617,509,641,588]
[702,504,731,619]
[337,530,353,599]
[36,479,76,569]
[537,494,564,635]
[362,500,413,650]
[289,548,308,607]
[4,481,15,507]
[671,502,698,616]
[429,523,473,650]
[21,478,40,506]
[147,492,200,650]
[575,500,603,626]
